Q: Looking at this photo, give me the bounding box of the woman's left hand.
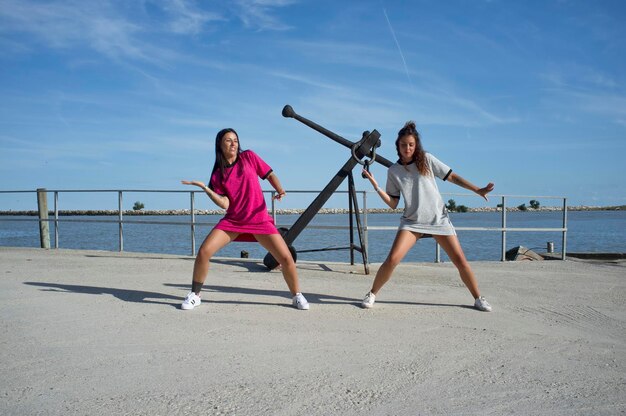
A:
[273,191,286,201]
[476,182,495,201]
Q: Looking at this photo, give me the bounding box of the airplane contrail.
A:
[383,7,415,94]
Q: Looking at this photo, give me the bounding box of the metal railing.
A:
[366,193,568,261]
[0,189,568,262]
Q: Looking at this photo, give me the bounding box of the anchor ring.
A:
[351,142,377,167]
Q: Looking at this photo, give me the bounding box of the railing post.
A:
[54,191,59,249]
[435,242,441,263]
[348,184,355,265]
[190,191,196,256]
[501,196,507,261]
[118,191,123,252]
[363,191,368,266]
[271,191,276,224]
[561,198,567,260]
[36,188,50,249]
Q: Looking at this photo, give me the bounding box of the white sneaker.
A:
[292,293,309,310]
[474,296,492,312]
[181,292,201,310]
[362,292,376,309]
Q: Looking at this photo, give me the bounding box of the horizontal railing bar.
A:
[2,189,566,199]
[0,217,568,233]
[438,192,567,199]
[0,189,365,195]
[366,226,566,232]
[0,217,360,230]
[0,218,217,226]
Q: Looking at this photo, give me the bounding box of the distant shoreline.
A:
[1,205,623,216]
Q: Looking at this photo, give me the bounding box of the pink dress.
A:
[209,150,279,242]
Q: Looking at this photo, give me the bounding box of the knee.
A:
[452,256,470,271]
[277,254,295,268]
[383,255,401,269]
[196,246,214,262]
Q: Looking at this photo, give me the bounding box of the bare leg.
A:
[255,233,300,295]
[433,234,480,299]
[192,228,237,292]
[370,230,420,295]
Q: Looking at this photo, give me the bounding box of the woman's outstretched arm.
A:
[446,173,494,201]
[181,180,230,209]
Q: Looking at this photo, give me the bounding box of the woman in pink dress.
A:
[181,128,309,310]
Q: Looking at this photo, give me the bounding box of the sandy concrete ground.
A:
[0,247,624,415]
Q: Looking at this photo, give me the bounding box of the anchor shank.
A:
[284,104,394,168]
[289,112,354,149]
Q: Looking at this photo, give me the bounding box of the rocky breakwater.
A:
[1,205,623,216]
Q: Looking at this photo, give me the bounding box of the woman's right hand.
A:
[181,180,206,189]
[361,169,378,188]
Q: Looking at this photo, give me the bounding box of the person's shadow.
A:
[23,282,181,308]
[23,280,474,310]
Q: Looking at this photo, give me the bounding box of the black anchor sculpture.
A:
[263,105,394,274]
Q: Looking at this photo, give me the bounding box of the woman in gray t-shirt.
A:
[362,121,494,312]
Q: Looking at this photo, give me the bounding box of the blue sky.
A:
[1,0,625,211]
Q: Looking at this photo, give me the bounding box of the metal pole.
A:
[561,198,568,260]
[501,196,507,261]
[348,176,355,265]
[190,191,196,256]
[435,242,441,263]
[36,188,50,249]
[271,191,276,224]
[363,191,368,266]
[54,191,59,249]
[118,191,123,252]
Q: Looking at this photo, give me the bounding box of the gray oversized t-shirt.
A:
[386,153,456,235]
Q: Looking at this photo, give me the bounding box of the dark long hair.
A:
[211,128,242,179]
[396,121,430,176]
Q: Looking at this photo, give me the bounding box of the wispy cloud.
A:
[269,65,517,128]
[268,71,345,91]
[0,0,148,61]
[539,65,626,124]
[280,39,403,74]
[161,0,224,35]
[0,0,226,66]
[233,0,297,31]
[540,64,621,90]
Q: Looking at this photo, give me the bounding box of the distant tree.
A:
[529,200,540,209]
[457,205,468,213]
[517,203,527,211]
[133,201,145,211]
[446,199,457,212]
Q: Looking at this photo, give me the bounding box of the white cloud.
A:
[0,0,226,65]
[0,0,145,59]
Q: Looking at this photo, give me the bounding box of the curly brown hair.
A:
[396,121,430,175]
